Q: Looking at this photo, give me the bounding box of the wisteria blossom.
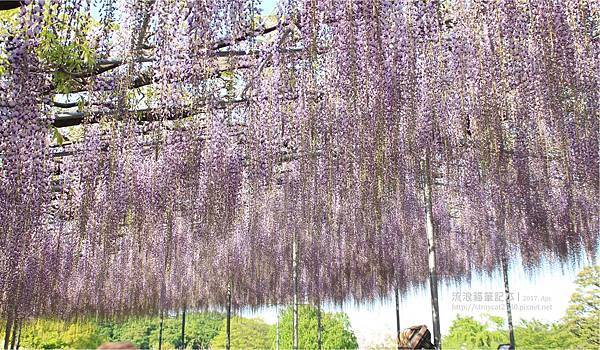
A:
[0,0,597,329]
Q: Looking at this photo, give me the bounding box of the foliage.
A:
[275,305,358,350]
[512,319,582,350]
[14,312,224,350]
[562,266,600,347]
[100,317,158,349]
[0,8,18,75]
[102,312,224,350]
[210,316,273,350]
[0,2,96,90]
[442,316,586,350]
[36,4,97,93]
[19,319,107,349]
[183,312,226,349]
[36,11,97,93]
[11,310,360,350]
[442,315,507,350]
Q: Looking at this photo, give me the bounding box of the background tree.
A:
[181,312,225,349]
[210,316,273,349]
[103,312,225,349]
[562,265,600,347]
[442,315,507,350]
[147,317,182,350]
[275,305,358,350]
[104,317,159,349]
[513,319,580,350]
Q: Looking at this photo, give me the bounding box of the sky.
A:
[261,0,280,14]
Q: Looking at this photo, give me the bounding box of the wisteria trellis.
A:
[0,0,598,340]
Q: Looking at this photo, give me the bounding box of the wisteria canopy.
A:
[0,0,598,325]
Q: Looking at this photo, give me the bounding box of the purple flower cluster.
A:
[0,0,597,323]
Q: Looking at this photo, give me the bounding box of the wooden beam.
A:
[0,1,21,11]
[53,98,247,127]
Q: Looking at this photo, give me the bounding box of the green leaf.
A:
[221,70,235,81]
[52,127,64,146]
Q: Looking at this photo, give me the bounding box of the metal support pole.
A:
[14,323,20,350]
[292,230,299,350]
[422,154,441,350]
[181,306,186,350]
[502,257,516,349]
[158,312,164,350]
[317,301,322,350]
[9,319,17,350]
[276,306,280,350]
[3,314,13,350]
[395,287,401,350]
[226,283,232,350]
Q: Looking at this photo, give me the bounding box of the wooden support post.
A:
[422,154,441,350]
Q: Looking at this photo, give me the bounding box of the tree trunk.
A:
[502,257,516,349]
[395,287,401,350]
[226,282,232,350]
[422,154,441,350]
[292,229,299,350]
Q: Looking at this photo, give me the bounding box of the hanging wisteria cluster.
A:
[0,0,598,327]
